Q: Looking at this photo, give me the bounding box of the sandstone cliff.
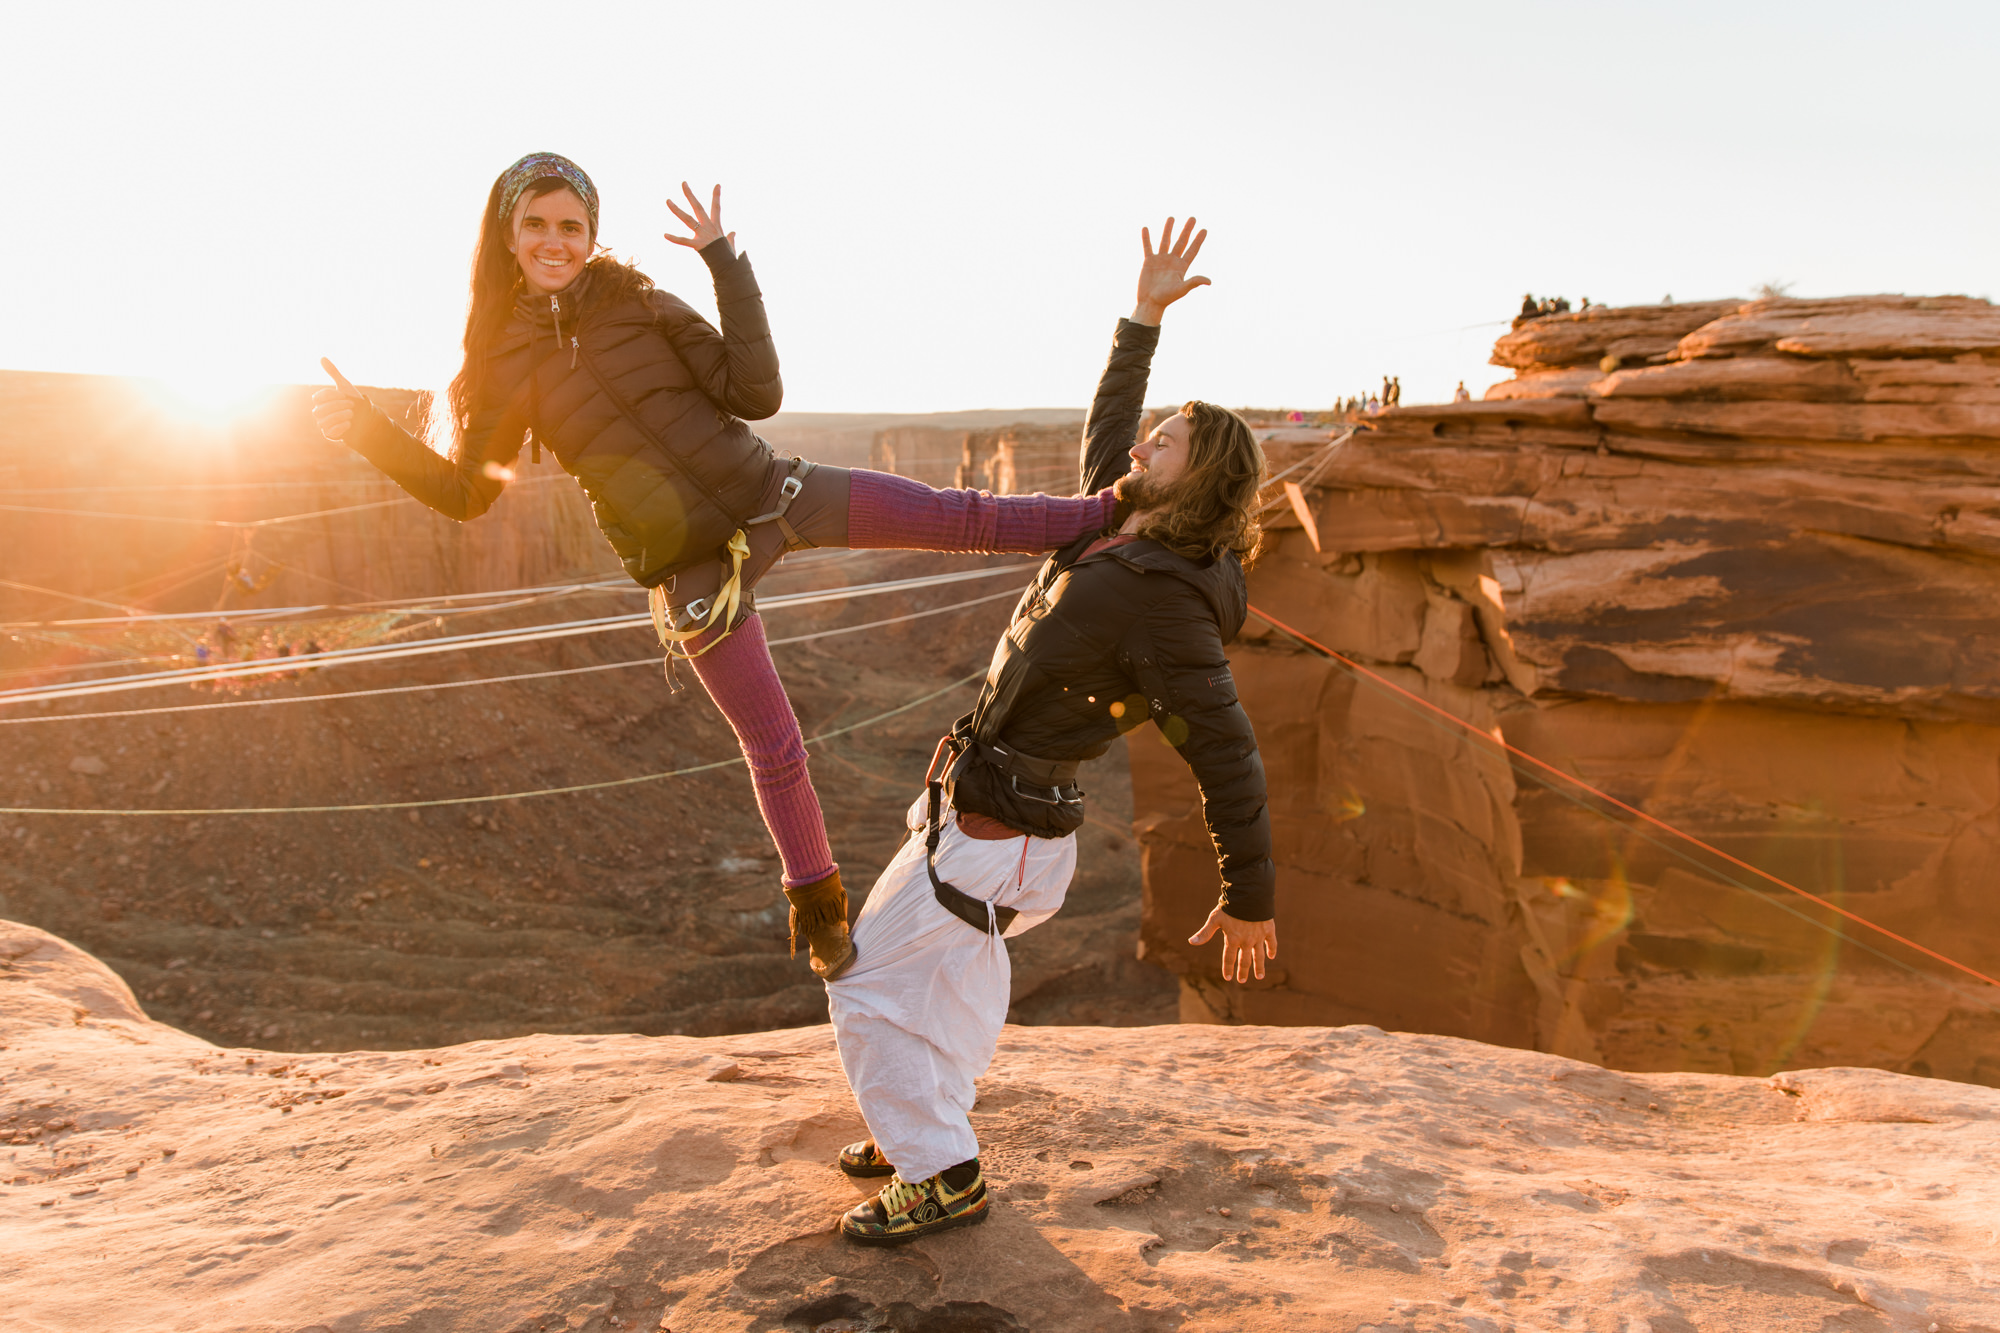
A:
[7,919,1996,1331]
[0,371,609,617]
[1135,295,2000,1086]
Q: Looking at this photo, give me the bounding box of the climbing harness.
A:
[745,455,819,553]
[920,734,1079,936]
[648,529,751,661]
[647,456,819,663]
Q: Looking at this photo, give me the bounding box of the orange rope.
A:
[1248,605,2000,992]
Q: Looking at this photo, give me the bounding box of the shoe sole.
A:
[813,942,858,983]
[838,1159,896,1178]
[840,1199,989,1246]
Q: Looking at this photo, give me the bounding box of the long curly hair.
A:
[1131,401,1267,565]
[445,172,651,460]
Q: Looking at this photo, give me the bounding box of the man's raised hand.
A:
[310,357,362,443]
[1132,216,1210,326]
[664,182,734,255]
[1188,905,1277,985]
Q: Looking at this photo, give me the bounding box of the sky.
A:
[6,0,1998,414]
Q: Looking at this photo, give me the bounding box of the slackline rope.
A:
[0,578,637,629]
[0,496,418,529]
[0,473,568,530]
[0,672,983,817]
[10,481,415,494]
[1248,604,2000,994]
[0,563,1036,707]
[0,549,879,630]
[0,585,1026,726]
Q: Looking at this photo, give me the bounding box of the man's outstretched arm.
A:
[1077,218,1210,497]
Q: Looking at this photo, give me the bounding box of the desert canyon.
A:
[1139,294,2000,1089]
[4,295,2000,1329]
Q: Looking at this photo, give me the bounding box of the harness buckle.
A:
[682,596,712,625]
[779,475,804,504]
[1008,774,1083,807]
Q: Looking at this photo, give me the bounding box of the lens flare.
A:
[141,370,278,424]
[1563,861,1635,964]
[1755,803,1848,1075]
[1326,788,1366,823]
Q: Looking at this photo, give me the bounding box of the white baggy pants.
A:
[825,791,1078,1184]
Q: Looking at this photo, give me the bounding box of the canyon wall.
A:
[0,372,614,627]
[1133,296,2000,1085]
[868,421,1083,494]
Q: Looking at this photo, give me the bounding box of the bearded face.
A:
[1115,464,1185,514]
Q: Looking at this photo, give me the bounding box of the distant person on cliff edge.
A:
[821,218,1276,1245]
[309,152,1120,984]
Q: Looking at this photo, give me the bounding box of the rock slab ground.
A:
[5,919,1995,1332]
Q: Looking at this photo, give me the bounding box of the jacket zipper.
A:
[549,295,581,368]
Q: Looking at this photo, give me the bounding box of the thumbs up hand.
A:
[310,357,364,442]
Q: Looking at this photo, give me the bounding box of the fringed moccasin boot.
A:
[783,869,856,981]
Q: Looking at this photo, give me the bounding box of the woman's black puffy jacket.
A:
[344,241,782,586]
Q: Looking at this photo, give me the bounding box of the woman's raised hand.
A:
[310,357,361,443]
[1132,216,1210,326]
[664,182,735,255]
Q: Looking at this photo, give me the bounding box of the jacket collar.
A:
[512,264,597,329]
[1056,534,1249,638]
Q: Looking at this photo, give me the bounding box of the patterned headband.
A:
[495,152,600,238]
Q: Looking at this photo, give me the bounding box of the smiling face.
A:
[510,185,592,294]
[1130,412,1192,488]
[1113,412,1193,516]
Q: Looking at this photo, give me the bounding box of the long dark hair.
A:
[1134,401,1267,565]
[445,172,649,460]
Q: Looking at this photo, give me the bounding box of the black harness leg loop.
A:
[922,737,1019,936]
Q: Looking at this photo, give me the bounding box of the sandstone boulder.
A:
[1675,294,2000,361]
[1490,300,1740,371]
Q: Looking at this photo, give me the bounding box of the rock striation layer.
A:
[6,919,1997,1332]
[1136,295,2000,1086]
[868,421,1082,495]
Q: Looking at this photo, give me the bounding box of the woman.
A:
[310,152,1116,982]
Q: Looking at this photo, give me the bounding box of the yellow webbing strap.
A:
[649,527,752,660]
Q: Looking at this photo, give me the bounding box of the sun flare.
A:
[142,370,279,423]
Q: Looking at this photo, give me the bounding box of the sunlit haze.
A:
[9,1,1998,412]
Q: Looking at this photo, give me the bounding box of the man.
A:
[821,217,1277,1245]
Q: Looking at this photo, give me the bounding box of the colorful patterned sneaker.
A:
[837,1138,896,1178]
[839,1160,988,1245]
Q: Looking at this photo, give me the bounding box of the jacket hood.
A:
[1102,539,1248,640]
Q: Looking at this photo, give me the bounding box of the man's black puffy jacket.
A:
[946,319,1276,921]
